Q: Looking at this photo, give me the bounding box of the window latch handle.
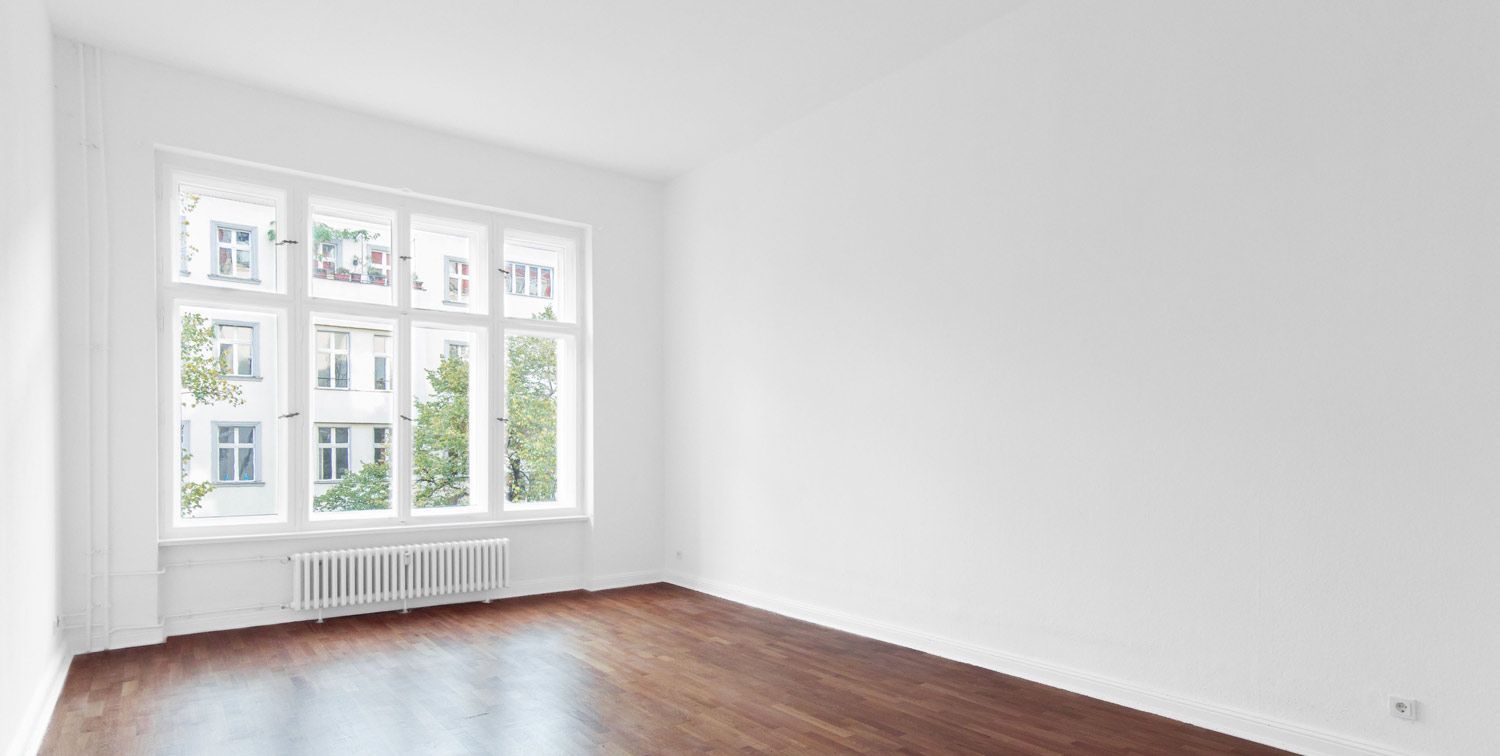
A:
[275,240,299,246]
[400,414,413,422]
[497,417,509,423]
[277,411,300,419]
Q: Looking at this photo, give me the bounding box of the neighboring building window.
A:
[373,334,391,390]
[316,329,350,388]
[444,257,471,305]
[214,321,257,378]
[373,425,391,465]
[444,340,469,362]
[368,245,391,285]
[317,426,351,481]
[315,241,339,277]
[210,221,257,281]
[213,423,259,483]
[507,262,555,299]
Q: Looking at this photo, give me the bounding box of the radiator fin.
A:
[289,538,509,611]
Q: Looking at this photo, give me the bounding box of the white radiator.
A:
[289,538,509,613]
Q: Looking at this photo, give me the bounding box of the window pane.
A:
[309,205,395,305]
[411,324,486,512]
[175,178,281,292]
[504,234,574,323]
[178,306,281,521]
[412,217,486,314]
[311,317,396,517]
[506,333,566,507]
[238,447,255,481]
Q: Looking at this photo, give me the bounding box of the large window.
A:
[162,158,587,536]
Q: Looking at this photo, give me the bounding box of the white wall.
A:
[53,43,665,648]
[663,2,1499,754]
[1,0,68,753]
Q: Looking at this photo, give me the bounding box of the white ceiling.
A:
[45,0,1024,179]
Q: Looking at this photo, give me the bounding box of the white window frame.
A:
[506,262,556,299]
[444,256,471,306]
[372,333,392,391]
[208,220,259,282]
[213,319,259,379]
[367,244,392,285]
[373,425,391,466]
[316,329,351,390]
[316,425,351,482]
[158,153,591,541]
[212,421,263,485]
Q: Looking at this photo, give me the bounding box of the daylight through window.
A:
[165,160,585,534]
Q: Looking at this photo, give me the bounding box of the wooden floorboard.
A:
[40,583,1286,754]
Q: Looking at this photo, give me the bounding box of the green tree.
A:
[312,461,391,512]
[307,304,562,512]
[413,355,471,507]
[179,313,244,516]
[507,308,558,502]
[178,192,201,267]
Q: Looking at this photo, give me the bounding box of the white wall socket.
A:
[1389,697,1418,721]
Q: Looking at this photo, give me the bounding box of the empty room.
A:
[1,0,1494,754]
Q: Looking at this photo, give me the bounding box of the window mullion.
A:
[396,207,414,522]
[491,218,507,519]
[286,182,310,531]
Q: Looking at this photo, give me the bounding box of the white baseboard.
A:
[663,571,1405,756]
[4,642,72,756]
[161,570,662,638]
[587,569,661,591]
[106,625,166,650]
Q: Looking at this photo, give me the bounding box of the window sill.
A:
[206,274,262,284]
[224,375,262,382]
[160,513,590,546]
[211,480,266,487]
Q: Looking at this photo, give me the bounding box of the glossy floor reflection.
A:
[42,584,1285,754]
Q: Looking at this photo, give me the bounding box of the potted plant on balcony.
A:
[335,266,352,282]
[412,274,426,291]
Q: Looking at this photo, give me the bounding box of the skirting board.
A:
[663,571,1406,756]
[160,569,662,638]
[4,643,72,756]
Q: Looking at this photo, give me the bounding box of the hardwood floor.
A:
[42,584,1284,754]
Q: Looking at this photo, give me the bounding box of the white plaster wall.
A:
[663,2,1500,754]
[1,0,66,752]
[53,42,665,648]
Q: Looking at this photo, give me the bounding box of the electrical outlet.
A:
[675,550,684,560]
[1389,697,1418,721]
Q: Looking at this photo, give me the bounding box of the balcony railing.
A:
[313,268,391,287]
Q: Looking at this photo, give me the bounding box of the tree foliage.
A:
[507,308,558,502]
[178,192,201,265]
[305,306,563,512]
[313,222,379,246]
[312,461,391,512]
[413,355,471,507]
[179,313,243,517]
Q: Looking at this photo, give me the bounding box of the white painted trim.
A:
[108,625,166,650]
[586,569,661,592]
[159,570,661,638]
[4,644,72,756]
[159,513,589,546]
[662,572,1408,756]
